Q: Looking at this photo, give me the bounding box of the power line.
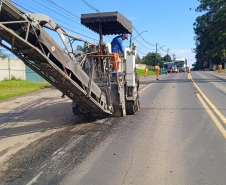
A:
[137,46,152,51]
[79,0,116,41]
[14,0,95,36]
[157,43,167,52]
[137,50,147,55]
[32,0,81,25]
[133,27,155,47]
[41,0,104,42]
[81,0,100,13]
[43,0,114,42]
[60,26,98,41]
[133,27,172,57]
[11,1,34,13]
[79,0,156,54]
[133,36,155,51]
[80,0,137,46]
[46,0,80,19]
[14,0,170,57]
[12,0,100,41]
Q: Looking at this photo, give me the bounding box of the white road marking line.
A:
[26,172,43,185]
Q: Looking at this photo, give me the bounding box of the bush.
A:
[10,75,22,81]
[2,75,22,81]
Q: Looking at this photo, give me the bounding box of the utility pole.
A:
[172,53,176,63]
[155,43,157,66]
[167,48,169,62]
[129,34,132,48]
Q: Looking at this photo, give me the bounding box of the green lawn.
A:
[137,68,156,76]
[0,79,51,101]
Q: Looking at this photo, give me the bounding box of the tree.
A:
[163,54,172,62]
[142,52,164,68]
[135,54,142,64]
[194,0,226,68]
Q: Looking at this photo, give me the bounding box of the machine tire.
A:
[126,101,136,115]
[72,106,83,115]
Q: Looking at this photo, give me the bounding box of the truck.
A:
[0,0,140,117]
[175,58,187,72]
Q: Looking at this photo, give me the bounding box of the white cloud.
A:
[171,49,196,67]
[130,17,138,20]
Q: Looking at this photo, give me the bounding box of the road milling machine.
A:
[0,0,140,116]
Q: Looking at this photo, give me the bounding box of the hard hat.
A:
[123,33,128,39]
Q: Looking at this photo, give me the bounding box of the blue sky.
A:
[12,0,202,67]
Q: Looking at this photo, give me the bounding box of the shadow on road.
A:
[0,98,96,139]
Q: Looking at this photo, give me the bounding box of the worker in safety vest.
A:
[144,67,148,77]
[110,33,128,76]
[155,63,160,80]
[218,64,222,73]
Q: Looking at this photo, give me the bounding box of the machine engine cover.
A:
[126,55,136,87]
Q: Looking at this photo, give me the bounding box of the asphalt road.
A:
[60,71,226,185]
[0,74,158,184]
[1,71,226,185]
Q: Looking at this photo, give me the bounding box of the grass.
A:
[0,79,51,101]
[137,68,156,76]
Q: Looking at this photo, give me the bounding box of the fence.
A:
[25,66,45,82]
[0,58,26,80]
[136,64,154,70]
[0,58,45,82]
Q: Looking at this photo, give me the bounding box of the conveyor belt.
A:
[0,0,111,114]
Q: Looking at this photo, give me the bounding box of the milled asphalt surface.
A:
[0,74,162,184]
[61,71,226,185]
[2,71,226,184]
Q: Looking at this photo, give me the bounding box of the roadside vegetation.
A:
[0,77,51,101]
[137,68,156,76]
[193,0,226,70]
[136,53,172,69]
